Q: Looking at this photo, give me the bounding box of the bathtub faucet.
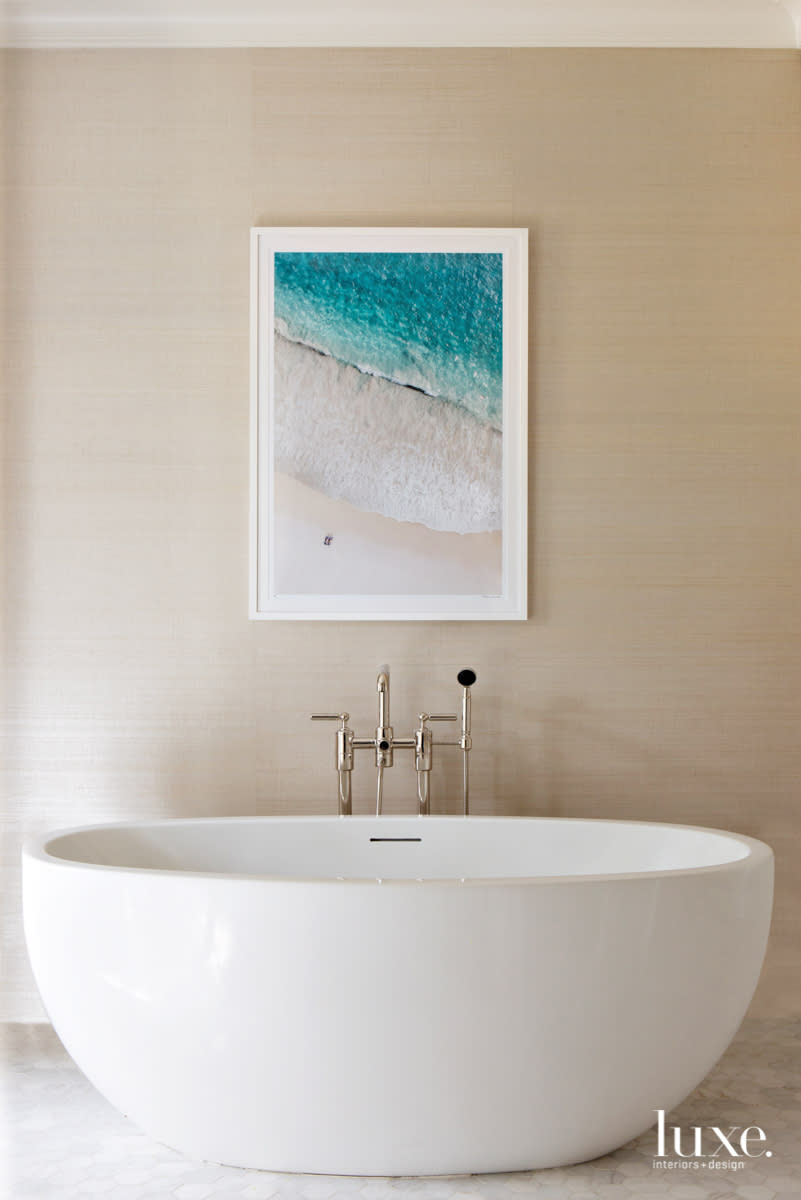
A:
[311,666,476,817]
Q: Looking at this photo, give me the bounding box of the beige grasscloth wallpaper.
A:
[2,49,800,1021]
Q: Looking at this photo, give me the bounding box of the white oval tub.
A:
[22,815,772,1176]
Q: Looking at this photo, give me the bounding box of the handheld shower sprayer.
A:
[457,669,476,815]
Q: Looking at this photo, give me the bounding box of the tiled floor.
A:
[3,1018,800,1199]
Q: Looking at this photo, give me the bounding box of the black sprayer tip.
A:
[457,668,477,688]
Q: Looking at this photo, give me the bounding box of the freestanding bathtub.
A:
[23,815,772,1176]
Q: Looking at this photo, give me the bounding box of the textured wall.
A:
[2,49,800,1020]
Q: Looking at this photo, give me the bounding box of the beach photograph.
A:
[270,247,504,595]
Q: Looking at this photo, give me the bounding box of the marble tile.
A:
[2,1019,799,1199]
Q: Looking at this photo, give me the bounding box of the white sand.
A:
[273,472,502,596]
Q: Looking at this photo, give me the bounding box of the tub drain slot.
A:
[369,837,422,843]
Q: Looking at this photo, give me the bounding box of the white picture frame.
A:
[250,227,528,620]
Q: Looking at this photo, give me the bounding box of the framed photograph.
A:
[250,227,528,620]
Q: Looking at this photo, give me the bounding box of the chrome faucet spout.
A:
[376,664,390,729]
[376,665,393,769]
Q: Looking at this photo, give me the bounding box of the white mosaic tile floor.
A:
[2,1018,800,1200]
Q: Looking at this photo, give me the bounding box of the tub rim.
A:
[21,814,773,888]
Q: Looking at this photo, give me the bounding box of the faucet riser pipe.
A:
[338,772,352,817]
[463,755,469,817]
[417,773,430,817]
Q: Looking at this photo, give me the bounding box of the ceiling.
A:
[2,0,800,47]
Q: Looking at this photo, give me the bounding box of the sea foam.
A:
[273,332,502,535]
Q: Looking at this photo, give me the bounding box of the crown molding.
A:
[1,0,799,49]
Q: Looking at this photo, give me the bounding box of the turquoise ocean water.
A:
[273,252,503,428]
